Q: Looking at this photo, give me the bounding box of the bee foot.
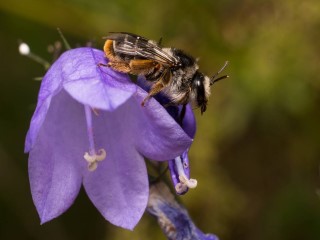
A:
[97,62,109,68]
[141,97,150,107]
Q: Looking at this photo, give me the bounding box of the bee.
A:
[102,32,228,114]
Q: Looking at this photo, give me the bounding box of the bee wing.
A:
[105,32,178,66]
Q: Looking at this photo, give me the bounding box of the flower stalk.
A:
[148,181,219,240]
[19,42,51,70]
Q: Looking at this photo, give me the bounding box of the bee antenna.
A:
[210,61,229,86]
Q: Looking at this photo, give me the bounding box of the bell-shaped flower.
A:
[25,48,193,230]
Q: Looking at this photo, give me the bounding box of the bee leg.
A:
[129,59,158,75]
[141,81,165,107]
[107,61,131,73]
[97,63,109,67]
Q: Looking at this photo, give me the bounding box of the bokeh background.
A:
[1,0,320,239]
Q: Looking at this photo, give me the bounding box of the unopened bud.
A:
[19,43,30,55]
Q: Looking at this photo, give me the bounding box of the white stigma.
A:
[174,156,198,194]
[19,43,30,55]
[179,175,197,188]
[84,148,106,171]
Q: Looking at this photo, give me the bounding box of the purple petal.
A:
[182,104,196,138]
[62,48,137,111]
[83,110,148,230]
[83,152,148,230]
[132,87,193,161]
[25,53,65,152]
[136,76,196,138]
[168,150,191,195]
[28,90,87,223]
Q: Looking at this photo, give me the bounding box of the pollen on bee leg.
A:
[174,156,198,194]
[83,105,106,171]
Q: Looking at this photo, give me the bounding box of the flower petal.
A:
[181,104,196,138]
[62,48,137,111]
[25,52,65,152]
[83,109,149,230]
[132,87,193,161]
[28,90,86,223]
[168,150,192,195]
[136,76,196,138]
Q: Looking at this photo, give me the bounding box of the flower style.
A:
[25,48,193,230]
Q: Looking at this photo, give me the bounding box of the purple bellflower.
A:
[25,47,194,230]
[148,182,219,240]
[137,77,197,195]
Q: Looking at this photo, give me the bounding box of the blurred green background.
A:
[1,0,320,239]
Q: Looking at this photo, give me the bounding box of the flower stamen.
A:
[84,105,106,171]
[174,156,197,194]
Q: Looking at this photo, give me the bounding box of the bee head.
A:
[191,72,211,114]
